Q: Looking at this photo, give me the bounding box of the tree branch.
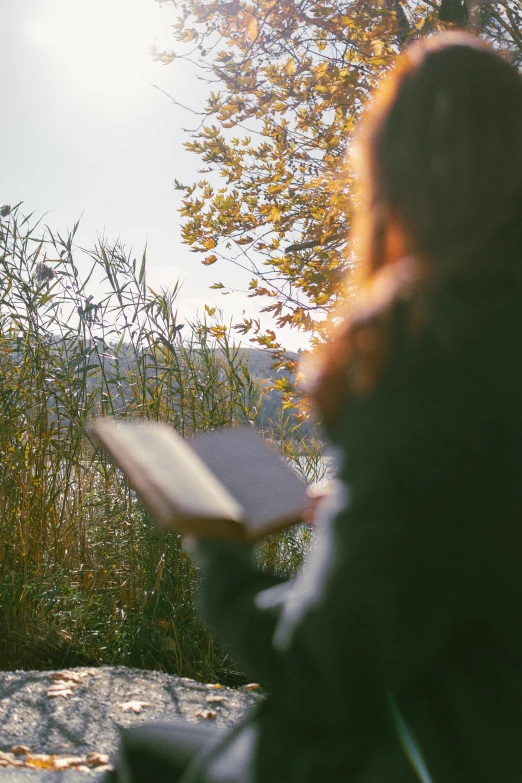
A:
[285,234,345,253]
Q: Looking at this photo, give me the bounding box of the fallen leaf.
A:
[244,683,260,692]
[49,671,82,683]
[25,756,56,770]
[119,700,152,714]
[54,756,85,770]
[0,751,115,773]
[86,752,110,767]
[47,681,74,691]
[206,695,227,704]
[11,745,30,756]
[195,709,217,720]
[46,687,74,699]
[206,683,222,689]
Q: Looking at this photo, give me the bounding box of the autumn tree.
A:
[155,0,522,350]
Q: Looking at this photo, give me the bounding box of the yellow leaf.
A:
[246,14,258,42]
[202,236,217,250]
[203,254,218,265]
[283,58,296,76]
[269,205,281,222]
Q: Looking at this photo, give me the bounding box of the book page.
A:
[190,427,308,535]
[91,420,245,528]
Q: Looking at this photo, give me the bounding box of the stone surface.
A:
[0,667,259,781]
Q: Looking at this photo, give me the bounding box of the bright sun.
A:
[28,0,166,102]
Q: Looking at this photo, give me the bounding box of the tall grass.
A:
[0,207,324,681]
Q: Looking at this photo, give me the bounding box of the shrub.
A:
[0,207,324,680]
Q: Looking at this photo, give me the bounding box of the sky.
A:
[0,0,304,350]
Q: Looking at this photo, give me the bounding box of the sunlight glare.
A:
[28,0,168,102]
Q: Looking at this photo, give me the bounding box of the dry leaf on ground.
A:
[195,709,217,720]
[54,756,85,770]
[119,700,152,714]
[46,681,74,691]
[49,672,81,683]
[10,745,30,756]
[86,752,110,767]
[0,751,114,773]
[22,756,57,771]
[46,686,74,699]
[49,669,95,682]
[206,695,226,704]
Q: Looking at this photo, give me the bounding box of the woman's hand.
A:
[303,483,332,525]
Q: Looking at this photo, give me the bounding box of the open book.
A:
[90,419,309,543]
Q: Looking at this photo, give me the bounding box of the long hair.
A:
[311,33,522,426]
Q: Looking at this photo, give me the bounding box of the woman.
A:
[109,32,522,782]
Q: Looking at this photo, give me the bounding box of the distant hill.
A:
[18,335,308,433]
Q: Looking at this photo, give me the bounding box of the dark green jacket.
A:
[184,284,522,783]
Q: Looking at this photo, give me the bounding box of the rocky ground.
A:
[0,667,260,781]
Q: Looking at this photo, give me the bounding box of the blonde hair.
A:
[310,33,522,426]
